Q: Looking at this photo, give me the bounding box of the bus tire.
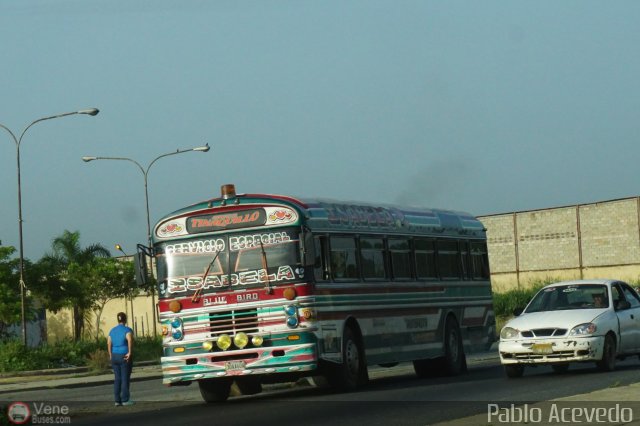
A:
[327,326,367,391]
[198,378,232,403]
[235,378,262,395]
[443,316,465,376]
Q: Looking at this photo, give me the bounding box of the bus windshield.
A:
[155,228,303,299]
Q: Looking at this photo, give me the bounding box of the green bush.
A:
[134,335,162,362]
[0,335,161,372]
[86,349,111,373]
[493,277,558,319]
[0,339,40,372]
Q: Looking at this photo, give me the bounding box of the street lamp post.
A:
[82,144,210,336]
[0,108,100,346]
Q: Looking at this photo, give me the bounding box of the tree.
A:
[37,230,111,340]
[68,258,136,341]
[0,246,22,338]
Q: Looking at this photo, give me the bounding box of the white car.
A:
[499,279,640,378]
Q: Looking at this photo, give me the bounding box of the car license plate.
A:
[531,343,553,354]
[225,360,246,371]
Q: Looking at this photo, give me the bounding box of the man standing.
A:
[107,312,134,406]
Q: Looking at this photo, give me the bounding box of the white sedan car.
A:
[499,279,640,378]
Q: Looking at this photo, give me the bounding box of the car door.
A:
[612,283,639,353]
[620,283,640,352]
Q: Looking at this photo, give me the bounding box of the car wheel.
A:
[504,364,524,378]
[551,363,570,374]
[596,334,616,372]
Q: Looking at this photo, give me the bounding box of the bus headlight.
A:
[284,305,299,329]
[170,317,184,341]
[251,335,264,347]
[216,334,232,350]
[234,332,249,349]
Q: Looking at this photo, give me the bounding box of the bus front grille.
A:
[208,309,259,337]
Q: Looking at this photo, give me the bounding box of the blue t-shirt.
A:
[109,324,133,355]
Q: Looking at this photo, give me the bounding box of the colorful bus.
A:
[136,184,495,402]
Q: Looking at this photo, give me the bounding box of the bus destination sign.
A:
[187,209,267,233]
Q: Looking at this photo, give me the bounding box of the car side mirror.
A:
[513,307,524,316]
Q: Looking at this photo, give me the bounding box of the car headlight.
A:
[569,323,597,336]
[500,326,519,340]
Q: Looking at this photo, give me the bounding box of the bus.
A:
[135,184,495,402]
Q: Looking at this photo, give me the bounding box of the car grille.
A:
[521,328,567,338]
[208,308,259,337]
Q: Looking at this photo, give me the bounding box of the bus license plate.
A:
[531,343,553,354]
[225,360,246,371]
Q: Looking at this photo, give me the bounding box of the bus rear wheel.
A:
[198,378,232,403]
[442,316,465,375]
[326,326,368,391]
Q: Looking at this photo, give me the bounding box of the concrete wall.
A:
[479,197,640,293]
[46,293,160,342]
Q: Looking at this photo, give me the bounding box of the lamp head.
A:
[78,108,100,116]
[193,143,210,152]
[82,156,97,162]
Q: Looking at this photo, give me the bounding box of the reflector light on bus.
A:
[251,335,264,347]
[169,301,182,313]
[283,287,297,300]
[202,341,214,351]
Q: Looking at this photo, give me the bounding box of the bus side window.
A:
[437,240,460,280]
[460,241,471,280]
[360,237,386,280]
[313,236,330,282]
[415,238,437,280]
[389,238,411,280]
[330,236,358,281]
[470,241,490,279]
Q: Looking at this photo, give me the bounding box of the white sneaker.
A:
[122,401,135,406]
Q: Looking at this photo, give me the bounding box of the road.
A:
[3,357,640,425]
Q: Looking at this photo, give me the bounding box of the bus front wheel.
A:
[235,378,262,395]
[198,378,232,403]
[326,326,368,391]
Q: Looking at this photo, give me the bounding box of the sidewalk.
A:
[0,363,163,395]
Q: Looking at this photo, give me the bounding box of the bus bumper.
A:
[161,342,317,385]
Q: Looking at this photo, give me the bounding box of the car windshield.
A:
[155,228,304,298]
[525,284,609,313]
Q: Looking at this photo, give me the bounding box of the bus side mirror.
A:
[134,244,151,286]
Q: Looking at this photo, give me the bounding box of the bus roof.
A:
[154,185,486,240]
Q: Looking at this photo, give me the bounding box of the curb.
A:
[0,360,159,379]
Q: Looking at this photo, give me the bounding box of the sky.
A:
[1,1,640,261]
